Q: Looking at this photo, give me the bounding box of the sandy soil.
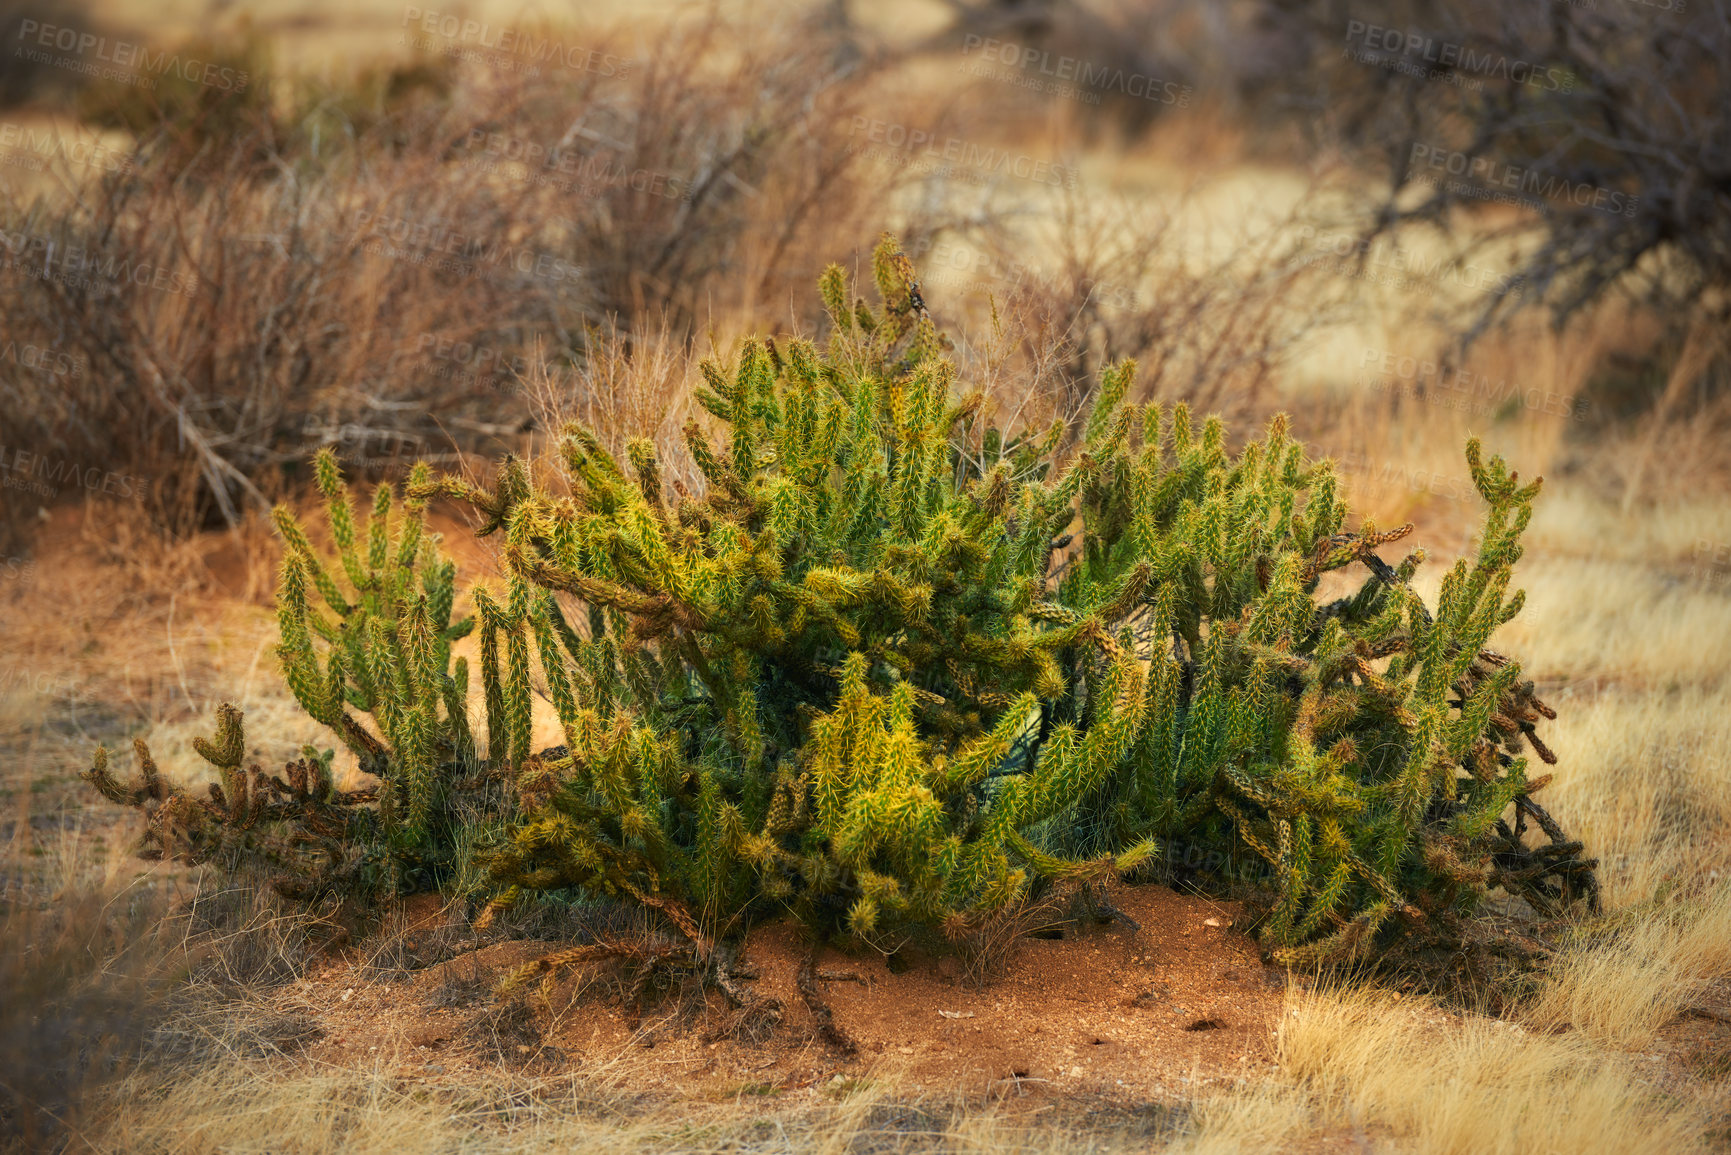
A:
[290,884,1288,1103]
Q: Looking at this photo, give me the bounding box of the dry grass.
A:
[1275,987,1715,1155]
[1537,688,1731,908]
[59,961,1727,1154]
[0,807,167,1138]
[1528,885,1731,1049]
[86,1064,997,1154]
[0,882,177,1150]
[930,179,1343,436]
[519,316,699,491]
[1495,562,1731,693]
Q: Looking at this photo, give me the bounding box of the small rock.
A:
[938,1010,974,1020]
[1203,918,1222,928]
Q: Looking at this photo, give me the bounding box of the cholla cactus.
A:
[83,704,383,898]
[85,453,486,900]
[1107,425,1587,964]
[273,450,476,843]
[414,237,1592,960]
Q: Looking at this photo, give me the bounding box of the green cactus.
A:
[85,455,490,900]
[271,452,476,843]
[411,238,1593,961]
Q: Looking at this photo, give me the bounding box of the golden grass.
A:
[1175,1083,1315,1154]
[1528,884,1731,1049]
[1276,989,1713,1155]
[1495,559,1731,692]
[82,1059,1160,1154]
[1526,489,1731,571]
[66,962,1728,1153]
[1540,688,1731,907]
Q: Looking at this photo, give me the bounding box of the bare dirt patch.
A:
[290,885,1288,1105]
